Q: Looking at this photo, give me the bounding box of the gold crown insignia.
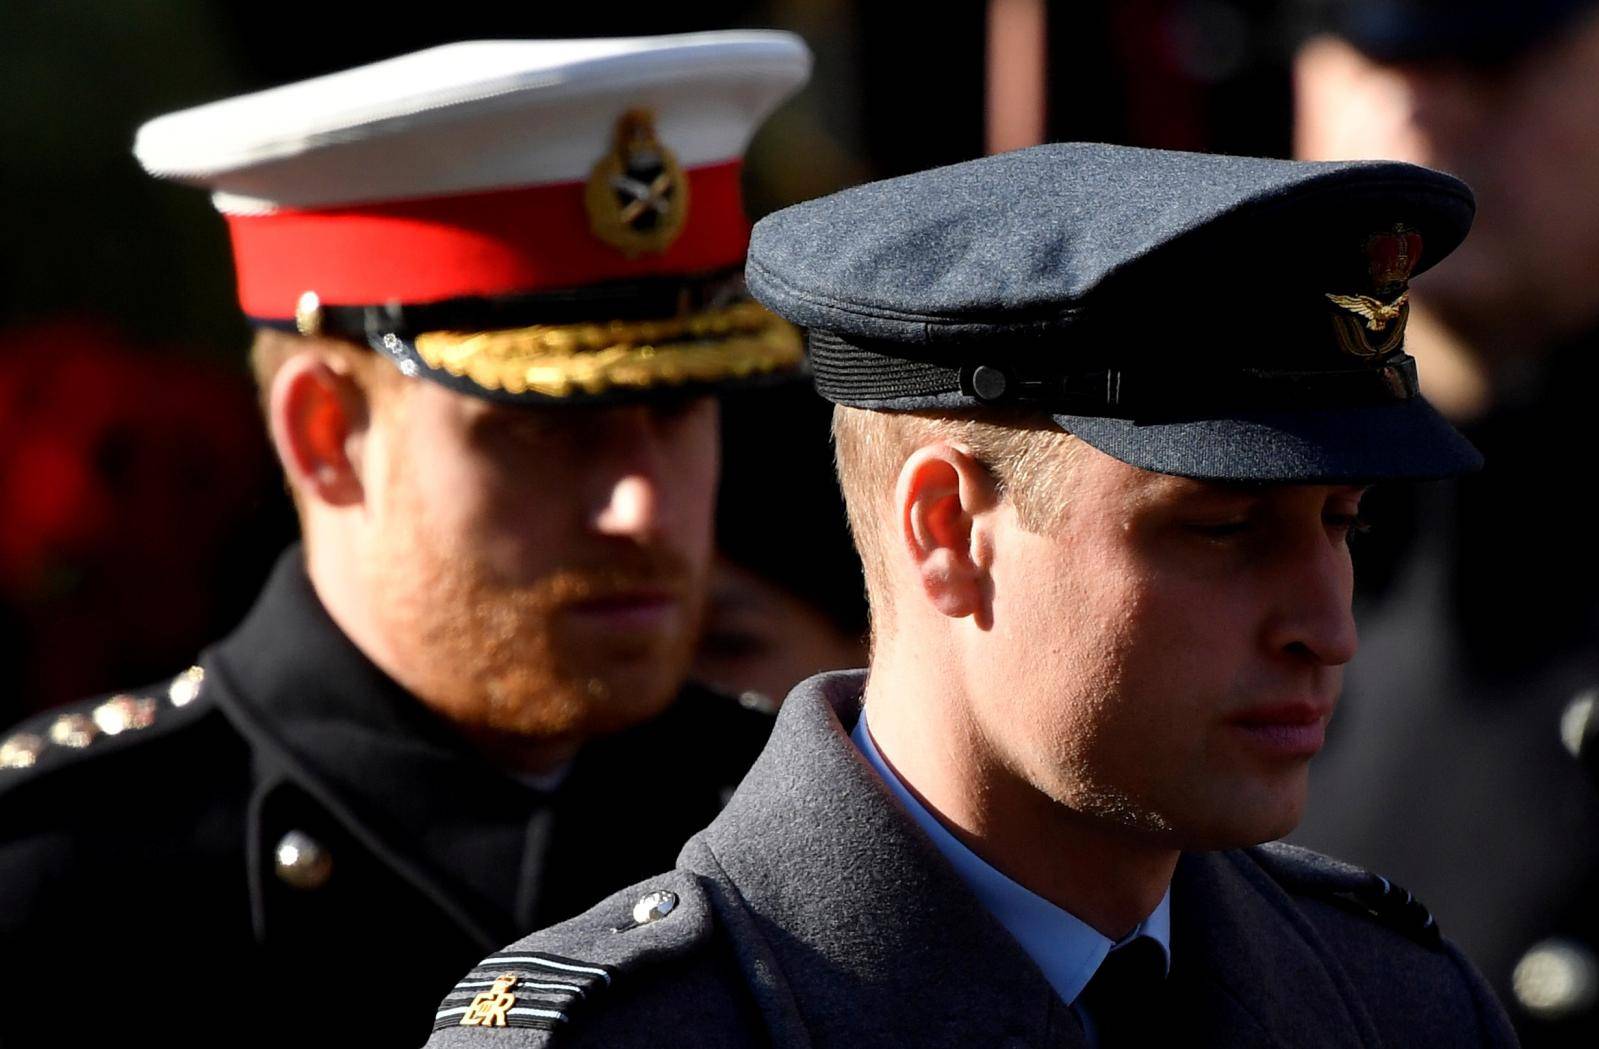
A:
[1366,225,1423,291]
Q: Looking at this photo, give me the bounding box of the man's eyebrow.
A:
[1139,476,1269,500]
[1134,478,1371,504]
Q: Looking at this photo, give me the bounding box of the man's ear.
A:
[895,444,998,620]
[268,352,371,508]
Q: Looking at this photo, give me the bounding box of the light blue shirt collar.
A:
[851,710,1172,1008]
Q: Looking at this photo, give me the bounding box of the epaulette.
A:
[1250,841,1442,949]
[431,869,711,1040]
[0,664,213,791]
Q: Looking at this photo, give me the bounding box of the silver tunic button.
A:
[274,830,334,890]
[1512,938,1599,1020]
[737,691,778,715]
[631,890,678,926]
[1561,690,1597,759]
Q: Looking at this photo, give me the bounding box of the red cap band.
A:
[225,160,748,319]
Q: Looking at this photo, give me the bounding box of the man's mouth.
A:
[563,590,683,631]
[1227,701,1334,758]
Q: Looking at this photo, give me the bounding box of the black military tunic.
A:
[0,546,773,1046]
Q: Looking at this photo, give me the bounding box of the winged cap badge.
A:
[1326,226,1422,358]
[1326,290,1410,332]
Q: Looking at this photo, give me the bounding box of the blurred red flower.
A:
[0,318,279,712]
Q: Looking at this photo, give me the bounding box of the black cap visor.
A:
[1053,397,1481,483]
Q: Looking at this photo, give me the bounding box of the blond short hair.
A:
[830,405,1082,637]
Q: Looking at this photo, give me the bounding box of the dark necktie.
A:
[1075,936,1169,1048]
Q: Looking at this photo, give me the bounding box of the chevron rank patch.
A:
[432,950,615,1032]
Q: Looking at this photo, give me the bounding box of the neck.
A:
[862,647,1176,939]
[452,725,582,777]
[304,517,403,690]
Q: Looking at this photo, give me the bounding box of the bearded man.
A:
[0,32,810,1047]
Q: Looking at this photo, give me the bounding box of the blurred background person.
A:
[1290,1,1599,1042]
[698,383,869,710]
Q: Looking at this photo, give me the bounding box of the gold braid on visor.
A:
[411,300,802,398]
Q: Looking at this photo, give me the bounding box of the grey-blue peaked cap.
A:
[747,142,1483,483]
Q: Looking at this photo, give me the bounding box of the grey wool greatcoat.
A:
[425,670,1518,1049]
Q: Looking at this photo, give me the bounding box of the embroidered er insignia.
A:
[461,974,519,1027]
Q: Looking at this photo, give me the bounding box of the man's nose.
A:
[1265,540,1359,668]
[586,408,669,541]
[592,472,662,540]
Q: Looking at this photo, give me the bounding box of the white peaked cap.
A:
[132,31,814,405]
[134,31,812,214]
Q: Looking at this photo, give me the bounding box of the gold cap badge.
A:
[585,109,689,257]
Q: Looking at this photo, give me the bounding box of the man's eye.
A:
[497,415,565,444]
[649,396,705,423]
[1188,519,1252,538]
[1325,510,1372,540]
